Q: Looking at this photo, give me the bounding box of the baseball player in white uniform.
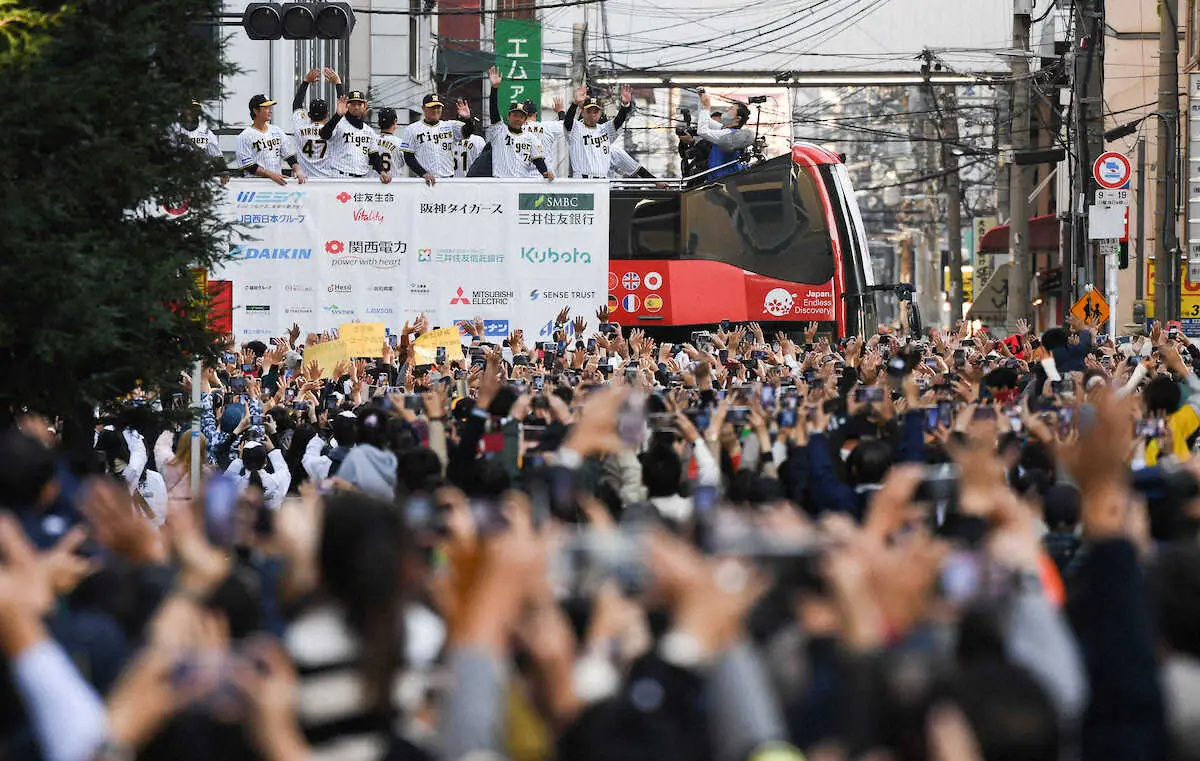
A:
[176,100,223,160]
[236,94,306,185]
[400,93,474,186]
[319,89,390,182]
[563,85,632,179]
[291,67,345,178]
[485,66,554,181]
[375,108,404,179]
[522,96,567,176]
[452,134,486,178]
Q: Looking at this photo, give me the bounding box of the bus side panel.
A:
[607,260,835,326]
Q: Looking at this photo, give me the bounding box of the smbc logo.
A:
[518,193,595,211]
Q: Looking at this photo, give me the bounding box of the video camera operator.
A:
[676,106,719,177]
[696,88,753,180]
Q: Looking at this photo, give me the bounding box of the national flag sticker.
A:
[644,294,663,312]
[644,271,662,290]
[622,294,640,312]
[622,272,641,291]
[608,272,618,291]
[608,293,619,312]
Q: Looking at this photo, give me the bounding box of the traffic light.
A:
[241,2,355,41]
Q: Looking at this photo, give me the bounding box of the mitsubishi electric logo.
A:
[450,287,471,305]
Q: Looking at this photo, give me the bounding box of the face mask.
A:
[720,112,738,128]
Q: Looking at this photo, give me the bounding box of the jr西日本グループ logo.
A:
[518,193,595,211]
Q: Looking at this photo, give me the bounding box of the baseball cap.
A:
[507,101,528,114]
[422,93,443,107]
[309,98,329,118]
[190,99,202,108]
[582,97,602,110]
[248,94,276,111]
[347,90,367,103]
[378,107,398,127]
[522,98,537,114]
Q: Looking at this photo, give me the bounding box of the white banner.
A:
[215,179,609,345]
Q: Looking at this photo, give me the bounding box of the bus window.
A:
[609,191,680,260]
[682,155,836,285]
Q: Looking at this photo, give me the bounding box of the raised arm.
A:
[487,66,502,125]
[611,84,633,131]
[293,68,319,111]
[319,95,348,141]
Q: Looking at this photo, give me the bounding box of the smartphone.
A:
[513,354,530,366]
[533,375,545,391]
[726,406,751,424]
[222,352,236,364]
[241,363,253,373]
[250,413,263,426]
[1117,335,1132,345]
[778,408,798,428]
[617,394,646,447]
[405,394,424,412]
[587,338,597,353]
[719,349,730,364]
[1057,406,1075,436]
[923,406,940,433]
[203,475,239,547]
[760,384,776,408]
[624,366,638,382]
[971,406,997,421]
[924,358,940,369]
[1135,418,1166,438]
[435,346,447,364]
[855,386,884,403]
[937,400,955,429]
[720,319,732,332]
[285,387,296,401]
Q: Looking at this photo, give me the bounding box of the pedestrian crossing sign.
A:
[1070,289,1109,326]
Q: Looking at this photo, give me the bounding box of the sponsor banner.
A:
[215,180,609,343]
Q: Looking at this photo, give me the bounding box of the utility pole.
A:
[1136,138,1146,309]
[571,21,588,92]
[1005,2,1032,327]
[1070,0,1106,317]
[1155,0,1179,322]
[941,87,965,318]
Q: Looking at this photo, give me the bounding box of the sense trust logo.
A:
[336,192,352,204]
[449,287,471,305]
[325,240,345,255]
[529,289,540,301]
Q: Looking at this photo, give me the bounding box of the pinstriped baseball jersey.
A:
[174,121,223,159]
[400,119,465,178]
[608,139,640,177]
[565,119,615,178]
[524,120,565,168]
[485,123,544,178]
[327,118,378,177]
[236,124,296,174]
[292,110,335,178]
[373,131,404,177]
[452,135,486,177]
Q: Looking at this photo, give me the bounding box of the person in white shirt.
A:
[375,108,404,179]
[522,96,567,176]
[291,67,346,179]
[484,66,554,181]
[236,94,306,186]
[400,93,474,185]
[175,99,223,160]
[225,440,290,510]
[320,89,391,182]
[452,134,486,178]
[563,85,633,178]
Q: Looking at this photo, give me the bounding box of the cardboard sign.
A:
[339,322,386,358]
[413,326,465,364]
[303,339,351,378]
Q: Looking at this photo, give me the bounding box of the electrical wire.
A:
[351,0,605,15]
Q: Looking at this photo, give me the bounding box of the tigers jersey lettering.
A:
[175,122,222,159]
[328,119,378,177]
[452,135,486,177]
[293,110,334,178]
[400,120,465,178]
[486,123,544,178]
[236,124,296,174]
[566,120,615,178]
[374,132,403,177]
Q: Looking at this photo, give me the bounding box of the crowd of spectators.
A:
[4,309,1200,761]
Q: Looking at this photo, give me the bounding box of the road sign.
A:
[1095,188,1131,206]
[1097,238,1120,256]
[1093,151,1132,190]
[1070,289,1109,325]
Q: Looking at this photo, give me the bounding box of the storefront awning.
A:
[979,214,1060,253]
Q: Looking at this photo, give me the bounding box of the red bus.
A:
[607,143,917,337]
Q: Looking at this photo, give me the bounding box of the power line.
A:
[352,0,603,15]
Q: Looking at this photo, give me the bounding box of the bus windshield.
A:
[681,155,836,285]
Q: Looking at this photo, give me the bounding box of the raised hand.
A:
[335,95,348,116]
[323,67,341,84]
[572,316,588,336]
[620,84,633,106]
[488,65,502,88]
[552,95,564,113]
[304,68,320,84]
[574,86,587,105]
[1014,318,1030,335]
[456,97,471,120]
[556,306,571,326]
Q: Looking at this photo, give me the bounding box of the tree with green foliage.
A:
[0,0,233,418]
